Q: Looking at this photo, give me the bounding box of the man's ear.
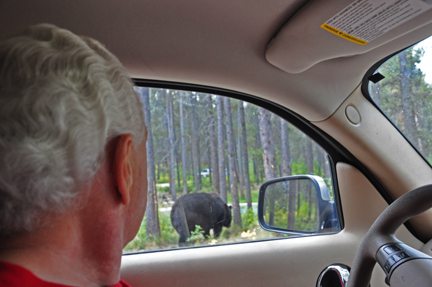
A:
[113,134,134,205]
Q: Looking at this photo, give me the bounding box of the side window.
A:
[369,36,432,164]
[123,87,338,253]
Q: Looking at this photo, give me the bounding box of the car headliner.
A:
[1,0,432,122]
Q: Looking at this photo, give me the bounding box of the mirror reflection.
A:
[263,178,319,232]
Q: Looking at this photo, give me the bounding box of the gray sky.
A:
[415,36,432,84]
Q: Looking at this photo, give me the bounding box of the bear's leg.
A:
[213,225,223,238]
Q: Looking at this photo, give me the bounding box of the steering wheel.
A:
[347,184,432,287]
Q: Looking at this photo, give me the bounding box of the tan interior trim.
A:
[314,85,432,241]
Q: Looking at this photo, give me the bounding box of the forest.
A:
[124,87,332,252]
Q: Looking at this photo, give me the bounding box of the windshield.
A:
[369,36,432,164]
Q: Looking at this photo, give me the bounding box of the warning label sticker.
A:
[322,0,432,45]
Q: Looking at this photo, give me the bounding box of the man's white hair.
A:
[0,24,146,234]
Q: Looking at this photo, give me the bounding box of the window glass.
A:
[369,36,432,163]
[123,87,337,253]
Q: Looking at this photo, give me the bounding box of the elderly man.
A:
[0,24,147,286]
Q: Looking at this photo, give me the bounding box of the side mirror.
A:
[258,175,341,235]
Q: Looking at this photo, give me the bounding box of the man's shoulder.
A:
[0,262,132,287]
[0,261,71,286]
[117,279,132,287]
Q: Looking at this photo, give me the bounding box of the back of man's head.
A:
[0,24,146,235]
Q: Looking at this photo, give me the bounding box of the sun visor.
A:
[266,0,432,74]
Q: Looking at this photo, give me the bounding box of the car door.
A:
[119,83,424,287]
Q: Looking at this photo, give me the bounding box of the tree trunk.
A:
[287,181,296,230]
[260,165,265,184]
[225,151,231,193]
[239,101,252,209]
[176,152,181,188]
[171,97,181,190]
[297,189,301,212]
[280,119,295,229]
[139,87,160,236]
[179,93,188,195]
[237,106,245,199]
[165,91,176,201]
[224,97,242,228]
[280,119,292,176]
[207,95,220,194]
[305,137,314,220]
[273,117,282,178]
[253,113,262,185]
[197,135,202,188]
[216,96,227,202]
[253,159,260,185]
[207,144,212,184]
[258,107,277,226]
[399,51,420,149]
[258,107,277,180]
[190,94,200,192]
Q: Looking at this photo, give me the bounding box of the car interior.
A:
[2,0,432,286]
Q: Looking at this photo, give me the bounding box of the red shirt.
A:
[0,262,131,287]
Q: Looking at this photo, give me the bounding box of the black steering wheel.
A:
[347,184,432,287]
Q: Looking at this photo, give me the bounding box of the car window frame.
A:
[125,78,413,253]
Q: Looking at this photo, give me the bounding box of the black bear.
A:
[171,193,232,245]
